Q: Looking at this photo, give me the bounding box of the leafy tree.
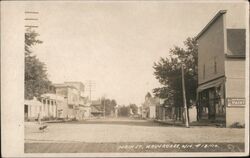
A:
[101,98,117,116]
[118,105,130,117]
[25,28,52,100]
[129,104,138,115]
[153,37,198,113]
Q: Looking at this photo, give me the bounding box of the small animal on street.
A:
[39,125,48,132]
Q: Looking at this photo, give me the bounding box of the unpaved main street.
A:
[24,118,245,152]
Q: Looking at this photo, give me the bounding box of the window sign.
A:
[227,98,245,107]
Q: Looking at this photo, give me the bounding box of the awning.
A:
[197,77,225,93]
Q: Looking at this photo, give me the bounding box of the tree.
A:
[25,28,52,100]
[153,37,198,120]
[129,104,138,115]
[118,105,130,117]
[101,98,117,116]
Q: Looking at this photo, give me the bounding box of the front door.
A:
[25,104,28,120]
[208,89,216,120]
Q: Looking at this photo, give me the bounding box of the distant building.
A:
[40,93,65,119]
[90,99,103,117]
[24,97,43,121]
[64,82,91,120]
[142,92,160,119]
[53,81,90,120]
[54,83,79,119]
[24,85,64,121]
[196,9,246,126]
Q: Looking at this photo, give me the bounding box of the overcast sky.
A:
[25,1,246,106]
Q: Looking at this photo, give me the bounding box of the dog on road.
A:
[39,125,48,132]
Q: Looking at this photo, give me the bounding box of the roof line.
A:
[195,10,227,40]
[53,84,77,89]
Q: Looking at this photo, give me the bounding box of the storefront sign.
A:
[227,98,245,107]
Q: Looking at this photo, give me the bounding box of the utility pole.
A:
[103,97,105,119]
[181,64,190,128]
[86,80,95,102]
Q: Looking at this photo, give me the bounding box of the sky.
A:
[24,1,246,106]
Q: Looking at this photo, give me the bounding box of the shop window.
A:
[25,104,28,113]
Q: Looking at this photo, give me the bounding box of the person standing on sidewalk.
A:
[37,113,41,125]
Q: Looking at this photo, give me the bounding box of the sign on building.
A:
[227,98,245,107]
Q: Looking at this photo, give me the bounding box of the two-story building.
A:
[54,82,91,120]
[54,83,79,119]
[196,9,246,127]
[64,82,91,119]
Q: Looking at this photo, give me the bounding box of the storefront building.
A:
[196,9,246,127]
[24,97,43,121]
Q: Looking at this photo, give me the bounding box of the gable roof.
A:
[195,10,227,40]
[226,29,246,58]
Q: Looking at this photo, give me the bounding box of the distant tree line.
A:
[117,104,139,117]
[100,98,117,116]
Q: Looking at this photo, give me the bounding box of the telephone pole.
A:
[103,96,105,119]
[181,64,189,128]
[85,80,96,102]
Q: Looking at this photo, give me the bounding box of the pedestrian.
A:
[38,113,41,125]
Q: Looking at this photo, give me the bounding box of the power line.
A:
[24,11,39,29]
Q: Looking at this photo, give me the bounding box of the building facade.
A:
[24,97,43,121]
[64,82,91,120]
[90,99,103,117]
[196,9,246,127]
[40,93,66,119]
[142,92,160,119]
[24,93,66,121]
[54,84,79,119]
